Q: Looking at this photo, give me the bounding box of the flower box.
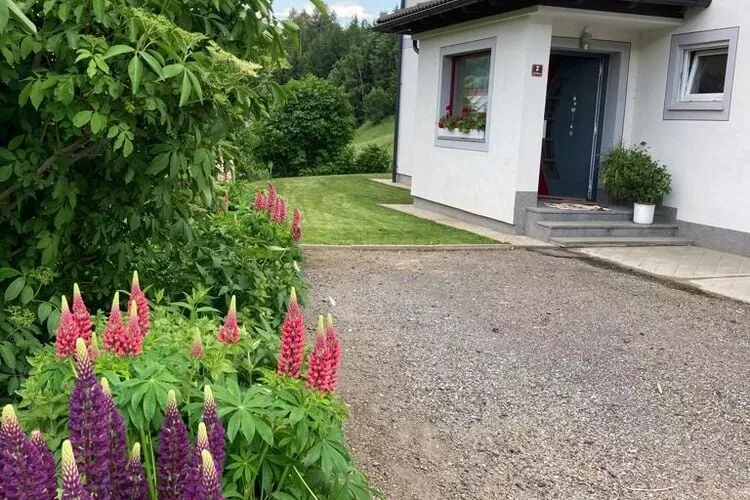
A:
[437,128,485,141]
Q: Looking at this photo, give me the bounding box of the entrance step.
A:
[550,236,693,247]
[526,206,635,222]
[537,221,678,238]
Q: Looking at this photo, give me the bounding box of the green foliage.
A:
[18,303,379,498]
[227,126,271,181]
[363,87,394,125]
[254,76,355,178]
[279,11,397,124]
[0,0,294,308]
[354,145,390,174]
[601,143,672,204]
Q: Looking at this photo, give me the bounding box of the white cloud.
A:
[276,2,375,24]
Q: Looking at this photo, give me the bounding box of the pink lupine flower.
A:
[271,196,287,223]
[89,332,100,362]
[61,440,92,500]
[190,332,204,358]
[277,287,305,378]
[71,283,93,347]
[253,191,267,211]
[305,316,330,393]
[266,183,278,215]
[126,300,143,356]
[200,450,222,500]
[56,296,79,358]
[130,271,150,336]
[325,314,341,392]
[290,208,302,242]
[103,292,129,356]
[217,295,240,345]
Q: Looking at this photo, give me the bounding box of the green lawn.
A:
[241,174,495,245]
[352,116,395,153]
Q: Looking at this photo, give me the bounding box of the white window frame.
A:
[435,38,496,152]
[664,27,739,121]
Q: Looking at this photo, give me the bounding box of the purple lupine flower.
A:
[200,450,223,500]
[69,338,112,499]
[184,423,210,500]
[0,405,46,500]
[101,378,129,499]
[203,385,225,477]
[61,439,93,500]
[124,443,149,500]
[30,430,57,499]
[157,390,190,500]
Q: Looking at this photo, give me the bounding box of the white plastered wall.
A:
[409,14,551,224]
[629,1,750,234]
[396,35,418,178]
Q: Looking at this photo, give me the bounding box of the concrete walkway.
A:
[381,203,555,248]
[370,178,410,190]
[578,246,750,304]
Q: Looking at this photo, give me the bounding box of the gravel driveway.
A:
[303,248,750,499]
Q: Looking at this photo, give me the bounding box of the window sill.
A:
[437,129,485,141]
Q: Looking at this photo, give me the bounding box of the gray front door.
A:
[540,53,608,200]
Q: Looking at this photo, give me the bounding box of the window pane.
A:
[452,52,490,113]
[689,50,728,94]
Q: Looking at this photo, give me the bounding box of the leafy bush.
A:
[299,146,356,177]
[253,75,356,177]
[0,186,304,400]
[227,125,272,181]
[354,145,391,174]
[0,0,294,297]
[18,283,378,498]
[363,87,394,124]
[601,143,672,204]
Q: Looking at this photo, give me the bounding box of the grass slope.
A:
[352,116,395,153]
[242,174,494,245]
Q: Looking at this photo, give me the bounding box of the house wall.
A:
[409,15,551,227]
[628,1,750,252]
[395,35,419,183]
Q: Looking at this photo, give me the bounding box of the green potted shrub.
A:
[601,143,672,224]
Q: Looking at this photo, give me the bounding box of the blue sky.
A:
[274,0,399,25]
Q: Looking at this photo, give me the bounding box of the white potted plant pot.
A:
[633,202,655,225]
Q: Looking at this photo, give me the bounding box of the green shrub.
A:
[363,87,394,124]
[225,125,271,181]
[601,143,672,204]
[253,76,356,178]
[354,145,391,174]
[18,299,379,498]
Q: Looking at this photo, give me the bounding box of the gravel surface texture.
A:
[303,248,750,500]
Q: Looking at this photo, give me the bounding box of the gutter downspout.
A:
[391,0,406,183]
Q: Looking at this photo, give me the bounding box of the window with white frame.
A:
[436,39,494,149]
[664,27,738,121]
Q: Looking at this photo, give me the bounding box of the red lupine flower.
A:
[130,271,150,336]
[305,316,330,393]
[126,300,143,356]
[56,296,79,358]
[217,295,240,345]
[272,196,287,223]
[71,283,93,348]
[325,313,341,392]
[190,332,204,358]
[291,208,302,242]
[103,292,129,356]
[277,287,305,378]
[253,191,267,211]
[89,332,100,362]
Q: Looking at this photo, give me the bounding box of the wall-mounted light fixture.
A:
[579,26,592,50]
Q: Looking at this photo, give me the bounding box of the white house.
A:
[376,0,750,256]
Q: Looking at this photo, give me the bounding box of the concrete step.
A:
[538,221,678,238]
[550,236,693,248]
[527,206,634,222]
